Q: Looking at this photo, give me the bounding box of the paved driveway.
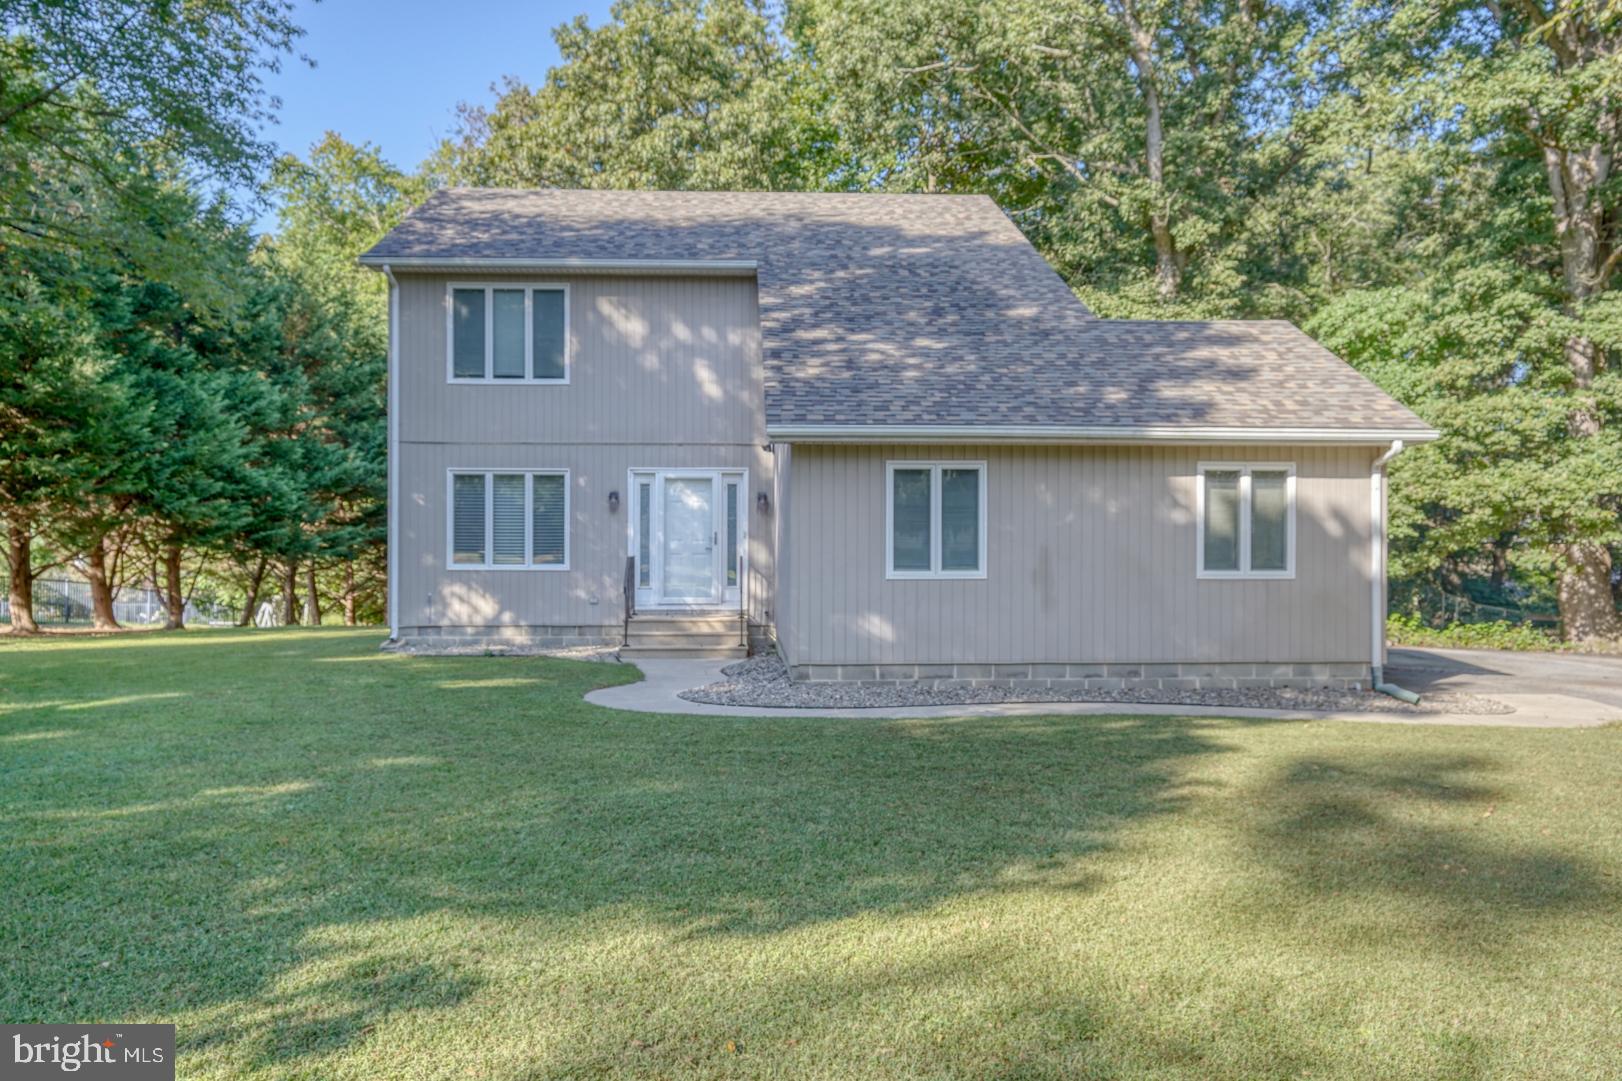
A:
[1387,646,1622,711]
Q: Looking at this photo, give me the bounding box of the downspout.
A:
[1370,439,1419,703]
[384,265,400,642]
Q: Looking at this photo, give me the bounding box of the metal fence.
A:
[0,577,236,627]
[1429,591,1561,631]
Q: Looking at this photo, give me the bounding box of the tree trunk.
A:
[1559,541,1622,642]
[1527,14,1617,638]
[343,562,357,626]
[5,522,38,634]
[85,536,120,630]
[304,562,321,626]
[238,555,268,627]
[282,561,299,626]
[1543,137,1617,636]
[162,545,185,630]
[1120,0,1181,300]
[1488,537,1511,594]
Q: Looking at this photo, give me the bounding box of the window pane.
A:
[1251,471,1289,571]
[891,468,932,571]
[532,474,567,565]
[491,289,526,378]
[452,289,485,378]
[1203,470,1240,572]
[491,474,526,564]
[532,289,566,379]
[637,482,651,586]
[726,482,739,586]
[940,468,980,571]
[452,474,486,564]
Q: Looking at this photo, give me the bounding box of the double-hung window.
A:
[1197,463,1294,578]
[447,283,568,383]
[885,461,987,579]
[449,470,570,569]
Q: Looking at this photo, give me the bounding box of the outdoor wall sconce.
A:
[756,491,771,514]
[607,490,620,513]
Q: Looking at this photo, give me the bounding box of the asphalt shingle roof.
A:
[363,189,1433,436]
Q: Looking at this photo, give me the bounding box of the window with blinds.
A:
[532,474,567,565]
[446,284,569,382]
[448,471,570,569]
[452,474,486,564]
[885,461,986,578]
[491,474,526,564]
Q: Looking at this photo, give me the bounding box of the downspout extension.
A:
[1370,439,1419,703]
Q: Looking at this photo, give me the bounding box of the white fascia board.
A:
[765,424,1441,446]
[358,256,757,276]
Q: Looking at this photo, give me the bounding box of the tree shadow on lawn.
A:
[4,637,1616,1073]
[1236,750,1616,954]
[6,700,1237,1058]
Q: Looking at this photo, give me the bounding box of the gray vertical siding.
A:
[396,274,765,446]
[394,273,773,635]
[779,443,1377,666]
[397,442,773,633]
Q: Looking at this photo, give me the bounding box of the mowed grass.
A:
[1,629,1618,1080]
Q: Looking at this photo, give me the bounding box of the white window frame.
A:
[444,282,571,384]
[1196,462,1296,580]
[446,469,571,571]
[884,460,988,580]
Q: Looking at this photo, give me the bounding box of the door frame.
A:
[627,467,748,611]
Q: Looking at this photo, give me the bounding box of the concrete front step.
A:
[620,645,748,661]
[628,616,743,634]
[627,634,745,649]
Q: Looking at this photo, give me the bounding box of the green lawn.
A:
[1,628,1618,1079]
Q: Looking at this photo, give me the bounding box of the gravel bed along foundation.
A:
[678,654,1514,715]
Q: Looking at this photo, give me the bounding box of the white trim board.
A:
[385,266,400,639]
[769,424,1440,446]
[362,256,758,276]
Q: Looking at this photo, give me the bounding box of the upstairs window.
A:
[1198,463,1294,578]
[885,461,987,579]
[449,470,570,570]
[447,284,568,383]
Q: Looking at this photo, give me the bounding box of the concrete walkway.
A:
[584,657,1622,728]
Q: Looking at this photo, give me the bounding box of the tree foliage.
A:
[2,0,1619,638]
[430,0,838,192]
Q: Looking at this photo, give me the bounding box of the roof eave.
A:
[355,255,758,277]
[765,424,1442,446]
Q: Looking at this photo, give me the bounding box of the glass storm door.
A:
[660,476,719,604]
[630,470,745,609]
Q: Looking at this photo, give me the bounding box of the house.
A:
[359,189,1438,691]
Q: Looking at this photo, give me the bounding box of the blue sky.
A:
[247,0,615,231]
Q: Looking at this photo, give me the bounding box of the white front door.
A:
[631,469,746,610]
[661,476,718,604]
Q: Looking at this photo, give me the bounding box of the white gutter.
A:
[767,424,1442,446]
[1370,439,1405,688]
[357,256,757,276]
[384,265,400,642]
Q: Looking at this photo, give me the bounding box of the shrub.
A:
[1387,613,1561,652]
